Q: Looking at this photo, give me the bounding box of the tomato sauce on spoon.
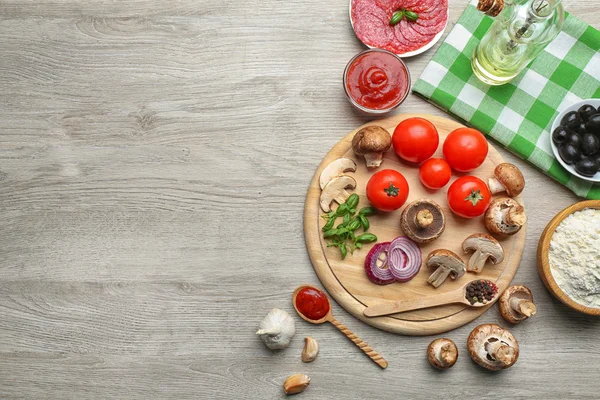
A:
[294,287,330,320]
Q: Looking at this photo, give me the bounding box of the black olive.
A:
[581,133,600,156]
[575,157,600,177]
[568,131,582,147]
[587,114,600,132]
[561,111,580,128]
[574,121,587,135]
[558,143,581,164]
[594,153,600,166]
[552,125,569,144]
[578,104,597,121]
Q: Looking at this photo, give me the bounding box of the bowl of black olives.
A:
[551,99,600,182]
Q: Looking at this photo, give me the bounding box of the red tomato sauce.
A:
[295,287,330,320]
[345,51,409,111]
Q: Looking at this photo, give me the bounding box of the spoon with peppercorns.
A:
[364,280,499,317]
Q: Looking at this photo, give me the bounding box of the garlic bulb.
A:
[256,308,296,350]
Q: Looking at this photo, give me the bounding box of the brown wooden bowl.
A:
[537,200,600,316]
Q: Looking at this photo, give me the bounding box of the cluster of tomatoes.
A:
[366,117,490,218]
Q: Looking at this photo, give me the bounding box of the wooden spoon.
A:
[363,280,500,318]
[292,285,388,369]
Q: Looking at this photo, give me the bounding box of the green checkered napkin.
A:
[413,1,600,199]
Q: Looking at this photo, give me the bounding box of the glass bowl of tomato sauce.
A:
[343,49,411,115]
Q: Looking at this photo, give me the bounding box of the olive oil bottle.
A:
[472,0,564,85]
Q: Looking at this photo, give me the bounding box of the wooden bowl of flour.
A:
[538,200,600,316]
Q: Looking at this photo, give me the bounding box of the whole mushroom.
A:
[426,249,466,288]
[400,199,446,244]
[467,324,519,370]
[427,338,458,370]
[352,126,392,168]
[499,285,537,324]
[488,163,525,197]
[462,233,504,273]
[484,197,527,236]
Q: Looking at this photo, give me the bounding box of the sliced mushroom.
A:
[484,197,527,236]
[468,324,519,370]
[319,158,357,190]
[319,175,357,212]
[488,163,525,197]
[426,249,466,288]
[401,199,446,244]
[427,338,458,370]
[352,126,392,168]
[499,285,537,324]
[462,233,504,273]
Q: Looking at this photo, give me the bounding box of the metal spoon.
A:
[363,279,500,318]
[292,284,388,369]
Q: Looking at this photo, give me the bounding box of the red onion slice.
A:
[364,242,394,285]
[388,236,422,282]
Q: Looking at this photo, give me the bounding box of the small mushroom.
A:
[426,249,466,288]
[319,175,357,212]
[319,158,357,190]
[467,324,519,370]
[499,285,537,324]
[462,233,504,273]
[488,163,525,197]
[427,338,458,370]
[400,199,446,244]
[352,126,392,168]
[484,197,527,236]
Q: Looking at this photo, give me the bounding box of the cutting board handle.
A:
[329,316,388,369]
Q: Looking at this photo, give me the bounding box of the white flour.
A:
[549,208,600,308]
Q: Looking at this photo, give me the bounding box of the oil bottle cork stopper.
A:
[477,0,504,16]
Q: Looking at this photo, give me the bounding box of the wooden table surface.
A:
[1,0,598,398]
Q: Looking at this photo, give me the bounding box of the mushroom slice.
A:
[462,233,504,273]
[488,163,525,197]
[427,338,458,370]
[484,197,527,236]
[426,249,466,288]
[468,324,519,370]
[319,158,357,190]
[499,285,537,324]
[401,199,446,244]
[352,126,392,168]
[319,175,357,212]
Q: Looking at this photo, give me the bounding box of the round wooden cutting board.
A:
[304,114,526,335]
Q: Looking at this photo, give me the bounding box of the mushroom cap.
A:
[352,126,392,156]
[319,175,357,212]
[494,163,525,197]
[401,199,446,244]
[484,197,526,236]
[426,249,466,278]
[319,158,357,190]
[427,338,458,370]
[462,233,505,263]
[499,285,536,324]
[467,324,519,370]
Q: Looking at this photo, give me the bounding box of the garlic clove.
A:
[256,308,296,350]
[283,374,310,395]
[301,337,319,363]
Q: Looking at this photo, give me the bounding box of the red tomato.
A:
[392,117,439,163]
[447,176,491,218]
[443,128,489,172]
[366,169,409,212]
[419,158,452,189]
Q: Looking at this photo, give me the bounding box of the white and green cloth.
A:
[414,1,600,199]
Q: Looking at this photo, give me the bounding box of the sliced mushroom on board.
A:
[484,197,527,236]
[351,126,392,168]
[401,199,446,244]
[468,324,519,370]
[462,233,504,273]
[319,158,357,189]
[426,249,466,288]
[319,175,357,212]
[488,163,525,197]
[499,285,537,324]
